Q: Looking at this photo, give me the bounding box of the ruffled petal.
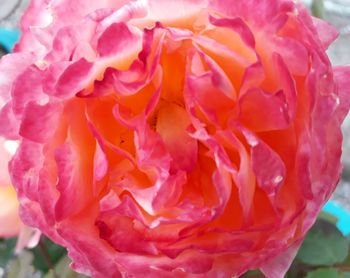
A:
[19,101,63,143]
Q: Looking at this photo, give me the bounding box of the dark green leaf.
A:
[241,269,265,277]
[297,220,349,266]
[342,246,350,266]
[0,238,16,267]
[285,260,307,278]
[318,211,338,225]
[31,237,67,273]
[305,268,339,278]
[306,270,350,278]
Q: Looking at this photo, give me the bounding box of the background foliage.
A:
[243,213,350,278]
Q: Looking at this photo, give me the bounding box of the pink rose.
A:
[1,0,350,277]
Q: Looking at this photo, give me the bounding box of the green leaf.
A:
[0,238,17,268]
[296,219,349,266]
[342,244,350,266]
[318,211,338,225]
[241,269,265,277]
[343,273,350,278]
[305,268,339,278]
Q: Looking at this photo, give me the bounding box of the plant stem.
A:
[334,265,350,272]
[311,0,325,18]
[38,238,58,278]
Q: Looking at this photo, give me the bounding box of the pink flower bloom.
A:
[1,0,350,277]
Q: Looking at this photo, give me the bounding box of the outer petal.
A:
[146,0,208,23]
[208,0,289,25]
[260,240,303,278]
[0,102,20,140]
[312,17,339,50]
[0,53,35,102]
[334,66,350,122]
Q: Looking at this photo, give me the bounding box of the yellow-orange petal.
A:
[0,185,20,237]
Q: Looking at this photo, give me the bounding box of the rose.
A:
[0,137,40,251]
[1,0,349,277]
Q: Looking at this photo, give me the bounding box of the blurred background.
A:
[0,0,350,277]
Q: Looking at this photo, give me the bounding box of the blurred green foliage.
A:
[0,238,16,268]
[305,268,350,278]
[311,0,325,18]
[0,236,74,278]
[297,220,349,266]
[243,215,350,278]
[287,218,350,278]
[31,238,67,273]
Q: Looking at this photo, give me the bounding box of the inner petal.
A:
[156,102,198,172]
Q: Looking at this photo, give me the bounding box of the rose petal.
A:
[19,101,63,143]
[312,17,339,50]
[97,22,140,57]
[0,102,20,140]
[12,65,45,115]
[156,103,198,172]
[334,66,350,122]
[54,142,92,221]
[248,134,286,196]
[55,59,94,99]
[260,239,303,278]
[0,53,35,102]
[238,88,290,131]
